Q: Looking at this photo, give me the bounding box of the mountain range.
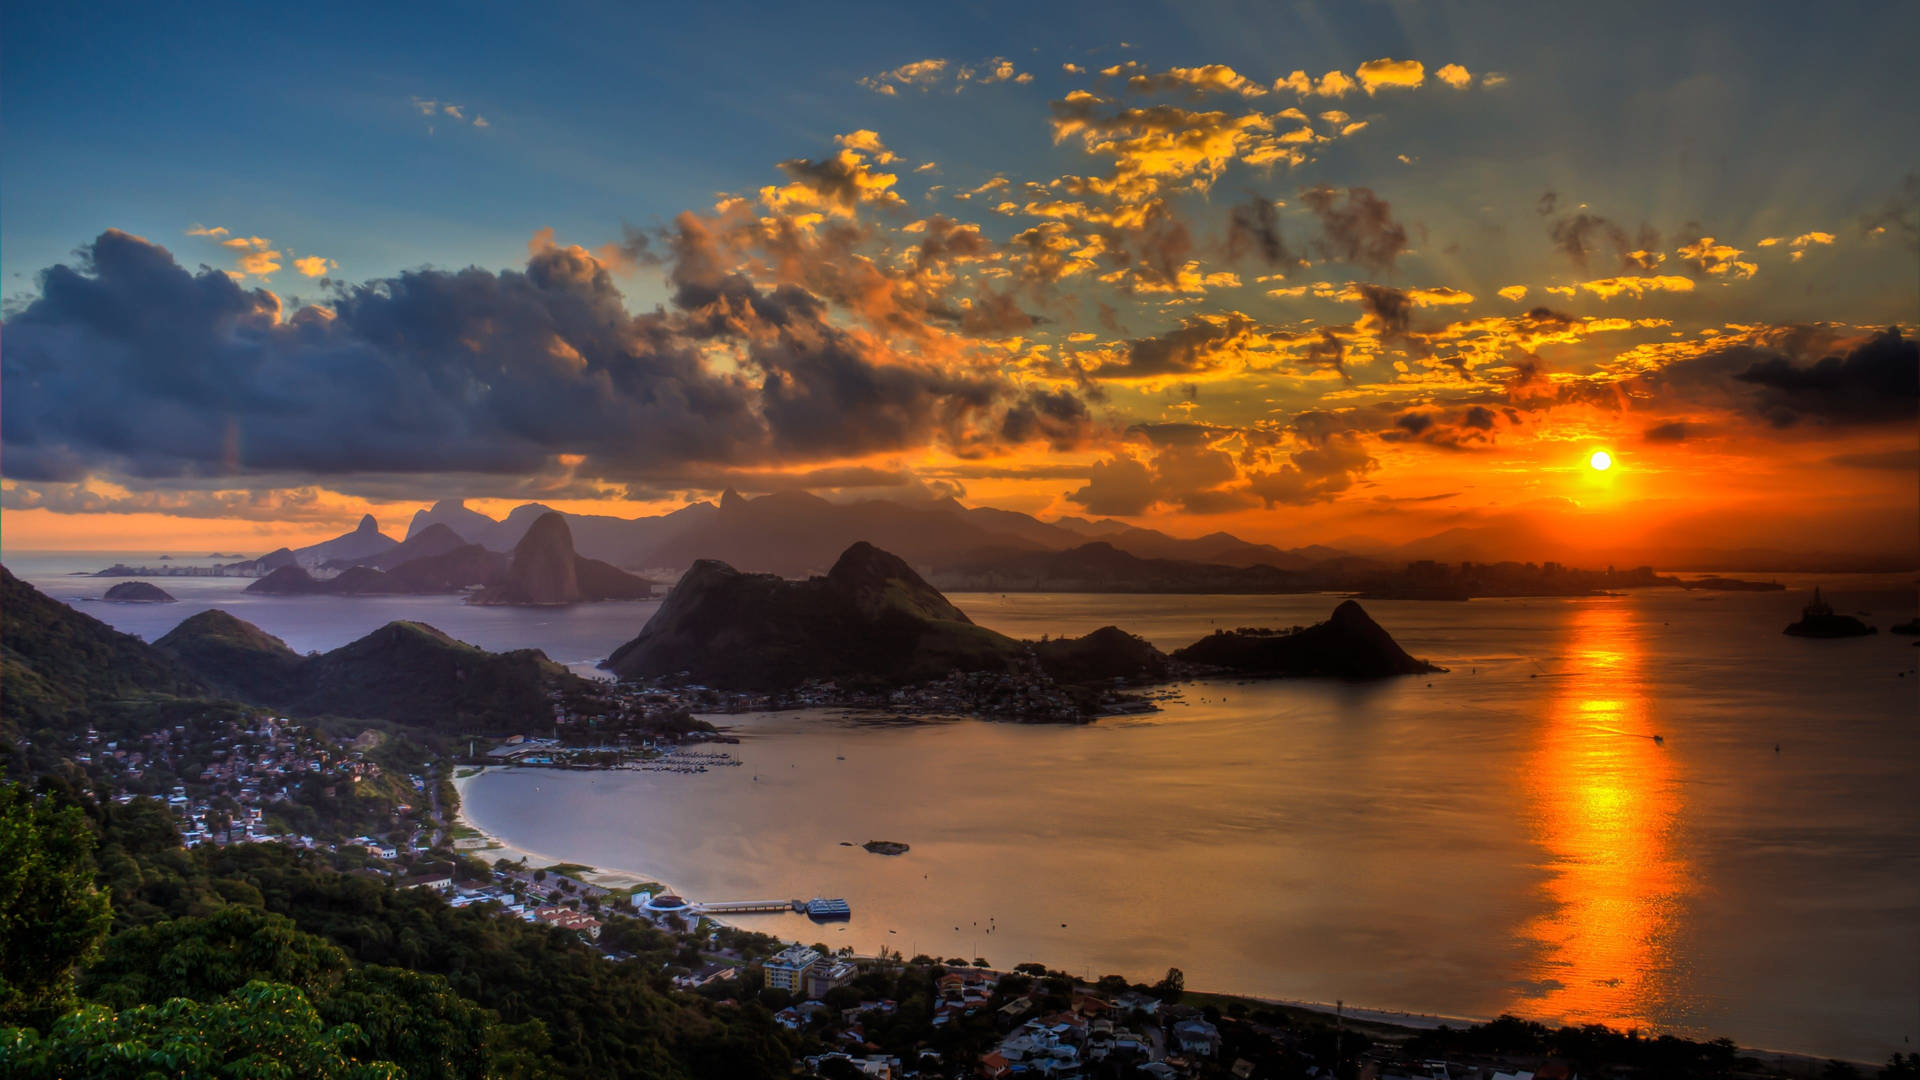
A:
[399,490,1358,578]
[244,513,654,604]
[603,540,1435,692]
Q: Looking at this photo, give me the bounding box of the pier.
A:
[697,899,797,915]
[691,897,853,919]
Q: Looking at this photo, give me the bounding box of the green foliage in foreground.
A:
[2,981,402,1080]
[0,785,111,1027]
[0,781,794,1079]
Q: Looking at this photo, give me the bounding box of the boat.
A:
[804,897,851,921]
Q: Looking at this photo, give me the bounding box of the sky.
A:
[3,1,1916,562]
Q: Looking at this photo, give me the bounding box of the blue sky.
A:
[8,1,1913,301]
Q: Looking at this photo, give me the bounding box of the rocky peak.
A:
[506,512,582,604]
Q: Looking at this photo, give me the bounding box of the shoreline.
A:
[450,765,682,896]
[447,766,1872,1067]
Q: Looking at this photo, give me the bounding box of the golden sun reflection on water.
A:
[1517,602,1688,1031]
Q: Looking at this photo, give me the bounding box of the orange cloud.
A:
[1355,58,1425,94]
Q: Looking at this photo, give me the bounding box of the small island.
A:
[102,580,177,603]
[1172,600,1443,678]
[1783,587,1876,638]
[1681,575,1786,592]
[862,840,911,856]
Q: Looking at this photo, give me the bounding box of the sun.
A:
[1589,449,1614,471]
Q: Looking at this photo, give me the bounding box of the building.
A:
[533,906,603,940]
[766,945,823,993]
[804,958,858,999]
[673,962,740,991]
[641,892,697,929]
[1173,1018,1221,1057]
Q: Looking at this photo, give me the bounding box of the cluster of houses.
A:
[78,715,423,850]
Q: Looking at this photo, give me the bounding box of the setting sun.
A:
[1590,450,1615,471]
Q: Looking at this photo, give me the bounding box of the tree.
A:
[0,980,403,1079]
[1154,966,1185,1001]
[0,785,112,1026]
[82,905,349,1009]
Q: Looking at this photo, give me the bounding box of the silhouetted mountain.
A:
[391,492,1358,578]
[605,541,1022,688]
[1172,600,1441,678]
[218,546,298,575]
[406,498,719,567]
[102,581,176,603]
[470,512,656,605]
[931,542,1310,593]
[2,566,205,733]
[405,499,511,547]
[324,522,469,571]
[293,514,397,567]
[1032,626,1168,683]
[382,544,509,592]
[246,543,509,597]
[246,565,326,595]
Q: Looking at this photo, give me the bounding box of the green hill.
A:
[154,610,306,704]
[295,621,584,731]
[6,568,584,737]
[1,565,205,735]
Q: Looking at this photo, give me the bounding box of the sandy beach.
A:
[451,766,666,893]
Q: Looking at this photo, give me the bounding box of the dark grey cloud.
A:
[1100,314,1253,379]
[1548,212,1661,270]
[1549,213,1628,269]
[1733,328,1918,427]
[1642,420,1698,443]
[1299,186,1408,273]
[2,228,1093,489]
[1226,195,1293,268]
[999,388,1099,450]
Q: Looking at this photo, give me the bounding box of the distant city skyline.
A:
[3,2,1915,562]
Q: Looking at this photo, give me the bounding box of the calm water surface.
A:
[8,551,1917,1059]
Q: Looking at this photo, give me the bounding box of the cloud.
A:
[1354,58,1425,94]
[0,482,348,523]
[1245,427,1375,504]
[1379,404,1502,450]
[1642,420,1699,442]
[1066,431,1257,515]
[1126,64,1266,98]
[1300,185,1409,272]
[409,97,488,129]
[1090,313,1255,380]
[1068,452,1158,515]
[1435,63,1472,89]
[1552,274,1695,300]
[761,146,906,215]
[293,255,337,278]
[1498,285,1528,302]
[1731,328,1918,427]
[860,57,1029,94]
[1677,236,1756,279]
[186,224,229,238]
[1,228,1095,489]
[1225,195,1295,269]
